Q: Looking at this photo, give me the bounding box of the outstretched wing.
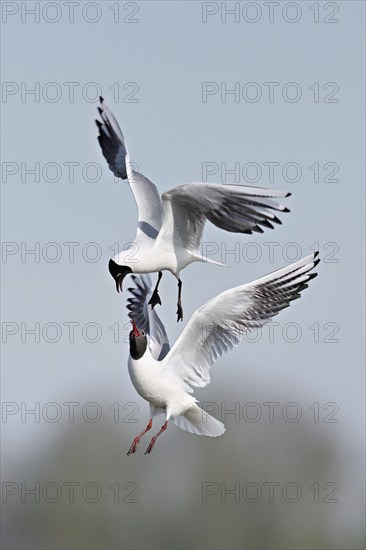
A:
[126,275,170,361]
[155,182,290,253]
[163,253,319,392]
[96,97,163,240]
[95,96,129,179]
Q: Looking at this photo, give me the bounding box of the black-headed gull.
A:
[96,97,291,321]
[125,252,319,455]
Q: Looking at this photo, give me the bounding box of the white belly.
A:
[114,238,198,277]
[127,355,194,416]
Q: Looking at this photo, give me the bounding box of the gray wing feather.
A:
[158,183,291,253]
[96,96,128,179]
[96,97,163,238]
[126,275,170,361]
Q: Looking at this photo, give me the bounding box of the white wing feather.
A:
[96,97,163,240]
[163,253,319,392]
[97,100,290,247]
[155,182,290,253]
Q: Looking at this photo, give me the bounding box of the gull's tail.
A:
[172,405,225,437]
[193,253,226,267]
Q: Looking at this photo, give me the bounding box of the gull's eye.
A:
[141,331,145,336]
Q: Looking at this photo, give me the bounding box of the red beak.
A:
[132,320,140,337]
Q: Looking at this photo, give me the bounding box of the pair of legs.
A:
[148,271,183,322]
[127,417,168,456]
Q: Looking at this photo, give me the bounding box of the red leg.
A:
[145,421,168,455]
[127,418,153,456]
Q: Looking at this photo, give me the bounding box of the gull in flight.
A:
[96,97,291,321]
[125,252,319,455]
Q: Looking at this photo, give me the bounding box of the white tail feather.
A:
[172,405,225,437]
[194,254,226,267]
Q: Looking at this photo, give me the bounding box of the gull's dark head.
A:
[108,259,132,292]
[129,320,147,360]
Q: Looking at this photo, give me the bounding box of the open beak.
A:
[132,320,140,337]
[108,260,132,293]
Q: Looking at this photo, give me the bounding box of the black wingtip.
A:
[97,106,103,115]
[261,220,274,230]
[99,95,104,103]
[283,207,291,213]
[314,250,320,259]
[95,119,102,128]
[286,192,292,197]
[313,258,321,268]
